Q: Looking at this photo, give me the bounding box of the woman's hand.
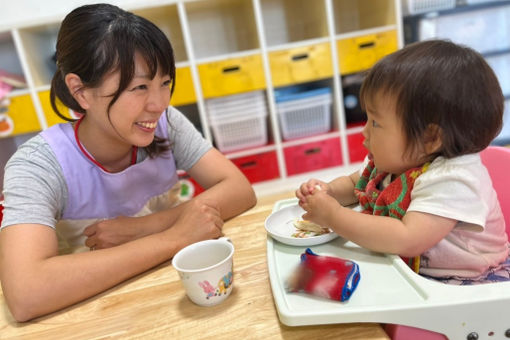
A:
[83,216,142,250]
[167,198,223,248]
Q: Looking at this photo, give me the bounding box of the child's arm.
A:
[302,191,456,257]
[327,171,360,206]
[296,171,360,207]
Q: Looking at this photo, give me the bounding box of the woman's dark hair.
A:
[360,39,503,159]
[50,3,176,157]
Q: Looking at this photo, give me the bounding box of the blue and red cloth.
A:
[288,248,360,302]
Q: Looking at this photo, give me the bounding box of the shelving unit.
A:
[402,0,510,146]
[0,0,403,195]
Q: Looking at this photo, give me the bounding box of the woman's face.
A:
[362,92,425,175]
[85,53,172,148]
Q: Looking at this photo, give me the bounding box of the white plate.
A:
[264,203,338,246]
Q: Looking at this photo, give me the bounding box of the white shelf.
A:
[0,0,403,195]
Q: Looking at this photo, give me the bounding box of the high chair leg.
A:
[384,324,448,340]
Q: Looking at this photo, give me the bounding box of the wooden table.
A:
[0,191,389,340]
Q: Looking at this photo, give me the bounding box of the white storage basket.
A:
[206,91,268,152]
[275,87,332,140]
[209,112,267,152]
[403,0,455,15]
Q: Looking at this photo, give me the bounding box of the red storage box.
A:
[348,132,368,163]
[231,151,280,183]
[284,138,343,176]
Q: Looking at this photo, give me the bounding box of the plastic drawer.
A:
[171,67,196,107]
[198,54,266,98]
[337,30,398,75]
[2,94,40,137]
[347,132,367,163]
[231,151,280,183]
[269,43,333,87]
[284,137,343,176]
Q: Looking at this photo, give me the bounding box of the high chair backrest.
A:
[480,146,510,236]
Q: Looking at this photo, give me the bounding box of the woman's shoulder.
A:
[6,134,61,175]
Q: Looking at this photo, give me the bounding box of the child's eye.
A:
[163,80,172,87]
[372,120,380,128]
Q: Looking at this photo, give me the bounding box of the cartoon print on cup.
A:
[199,272,233,299]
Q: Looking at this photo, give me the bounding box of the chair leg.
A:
[384,324,448,340]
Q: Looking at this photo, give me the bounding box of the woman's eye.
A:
[130,84,148,91]
[163,80,172,87]
[371,120,379,128]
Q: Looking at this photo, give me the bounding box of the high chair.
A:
[384,146,510,340]
[267,146,510,340]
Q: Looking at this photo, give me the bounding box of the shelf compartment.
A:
[231,151,280,183]
[171,67,196,106]
[275,86,332,141]
[347,132,367,163]
[38,90,72,128]
[269,43,333,87]
[260,0,328,46]
[486,53,510,97]
[417,4,510,55]
[185,0,259,58]
[206,90,269,152]
[333,0,396,34]
[1,94,40,137]
[284,137,343,176]
[342,73,366,124]
[198,54,265,98]
[337,29,398,75]
[0,32,26,89]
[131,5,188,63]
[17,24,59,87]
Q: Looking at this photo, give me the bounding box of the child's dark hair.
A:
[50,3,176,157]
[360,39,503,159]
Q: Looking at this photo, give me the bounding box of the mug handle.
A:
[218,236,232,244]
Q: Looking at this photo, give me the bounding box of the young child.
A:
[0,4,256,321]
[296,40,509,283]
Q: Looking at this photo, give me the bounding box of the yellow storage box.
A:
[337,30,398,75]
[171,67,196,107]
[0,94,41,137]
[269,43,333,87]
[39,90,72,127]
[198,54,266,98]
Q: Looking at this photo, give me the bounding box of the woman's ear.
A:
[64,73,90,110]
[424,124,442,154]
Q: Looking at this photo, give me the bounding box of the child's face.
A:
[85,53,172,148]
[362,92,425,175]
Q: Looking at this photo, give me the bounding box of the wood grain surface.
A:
[0,191,389,340]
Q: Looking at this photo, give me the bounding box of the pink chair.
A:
[385,146,510,340]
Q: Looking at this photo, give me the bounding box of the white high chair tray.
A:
[266,198,510,339]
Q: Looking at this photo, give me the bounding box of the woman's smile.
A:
[135,120,158,131]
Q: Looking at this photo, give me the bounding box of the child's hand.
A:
[300,189,339,228]
[296,179,330,204]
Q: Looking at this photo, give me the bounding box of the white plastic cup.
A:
[172,237,234,306]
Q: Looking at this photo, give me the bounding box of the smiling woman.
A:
[0,3,256,322]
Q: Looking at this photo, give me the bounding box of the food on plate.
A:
[292,219,330,238]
